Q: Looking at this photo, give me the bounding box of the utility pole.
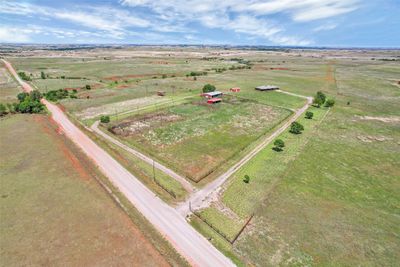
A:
[152,159,155,182]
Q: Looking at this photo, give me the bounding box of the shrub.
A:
[18,71,31,81]
[243,175,250,183]
[0,103,7,116]
[325,99,335,107]
[273,139,285,152]
[289,121,304,134]
[17,92,29,102]
[41,71,46,79]
[202,84,216,93]
[45,89,69,102]
[305,111,314,119]
[100,115,110,123]
[85,84,91,90]
[162,74,167,79]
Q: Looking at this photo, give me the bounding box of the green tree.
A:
[85,84,91,90]
[313,91,326,107]
[0,103,7,116]
[202,84,216,93]
[325,99,335,107]
[17,92,29,102]
[30,90,42,102]
[41,71,46,79]
[100,115,110,123]
[289,121,304,134]
[305,111,314,119]
[243,175,250,184]
[273,139,285,152]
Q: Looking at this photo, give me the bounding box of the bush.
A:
[243,175,250,183]
[202,84,216,93]
[100,115,110,123]
[273,139,285,152]
[85,84,91,90]
[41,71,46,79]
[305,111,314,119]
[325,99,335,107]
[289,121,304,134]
[18,71,31,81]
[45,89,69,102]
[17,92,29,102]
[162,74,167,79]
[0,103,7,116]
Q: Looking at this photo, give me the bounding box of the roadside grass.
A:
[196,206,245,241]
[0,114,186,266]
[108,95,291,182]
[189,216,245,267]
[0,66,21,103]
[73,119,188,203]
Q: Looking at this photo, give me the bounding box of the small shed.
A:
[201,91,223,98]
[255,85,279,91]
[230,87,240,92]
[207,98,222,104]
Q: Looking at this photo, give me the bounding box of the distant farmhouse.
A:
[255,85,279,91]
[201,91,223,98]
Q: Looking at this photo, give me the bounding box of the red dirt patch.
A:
[104,73,162,81]
[270,67,290,70]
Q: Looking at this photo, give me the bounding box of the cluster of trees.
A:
[273,139,285,152]
[45,89,77,101]
[18,71,31,81]
[313,91,335,108]
[186,71,208,77]
[229,64,251,70]
[202,84,216,93]
[0,90,46,116]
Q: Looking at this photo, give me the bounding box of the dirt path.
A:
[91,120,195,193]
[2,59,235,267]
[177,91,313,216]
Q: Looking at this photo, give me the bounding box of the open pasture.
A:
[106,95,291,182]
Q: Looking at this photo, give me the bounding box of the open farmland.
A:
[0,114,186,266]
[105,95,291,182]
[189,52,400,266]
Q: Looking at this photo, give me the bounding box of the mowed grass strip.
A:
[223,106,328,218]
[110,95,291,182]
[196,206,245,242]
[0,114,171,266]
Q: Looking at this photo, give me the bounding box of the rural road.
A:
[91,120,194,193]
[3,59,235,267]
[177,92,313,216]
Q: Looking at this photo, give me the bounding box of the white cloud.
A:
[313,23,338,32]
[0,27,31,42]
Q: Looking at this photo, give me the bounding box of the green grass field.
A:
[107,95,291,182]
[191,56,400,266]
[0,114,187,266]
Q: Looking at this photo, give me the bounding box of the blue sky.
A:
[0,0,399,47]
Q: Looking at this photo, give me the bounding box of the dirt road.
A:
[177,92,313,216]
[91,120,194,193]
[2,59,235,267]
